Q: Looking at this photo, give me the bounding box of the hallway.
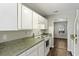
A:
[48,38,71,56]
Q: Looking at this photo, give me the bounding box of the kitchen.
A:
[0,3,50,56]
[0,3,78,56]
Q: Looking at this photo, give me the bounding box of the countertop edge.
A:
[16,39,44,56]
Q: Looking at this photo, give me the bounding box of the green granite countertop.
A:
[0,37,44,56]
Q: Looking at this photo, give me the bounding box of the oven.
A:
[46,40,49,48]
[44,37,50,56]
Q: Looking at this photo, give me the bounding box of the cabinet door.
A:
[45,19,48,29]
[39,24,45,29]
[38,41,45,56]
[38,15,44,23]
[38,15,46,29]
[33,12,39,29]
[19,48,38,56]
[19,43,38,56]
[42,18,48,29]
[22,5,32,29]
[27,49,38,56]
[27,45,38,56]
[0,3,17,30]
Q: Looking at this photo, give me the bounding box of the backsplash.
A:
[0,29,43,43]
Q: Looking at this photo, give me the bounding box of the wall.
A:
[0,30,42,43]
[48,17,54,48]
[67,18,74,55]
[54,22,67,39]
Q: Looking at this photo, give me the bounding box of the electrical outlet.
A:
[3,34,7,40]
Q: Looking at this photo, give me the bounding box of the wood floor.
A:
[48,38,71,56]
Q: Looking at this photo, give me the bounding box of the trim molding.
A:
[54,38,67,40]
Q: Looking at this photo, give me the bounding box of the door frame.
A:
[74,9,79,56]
[53,20,68,50]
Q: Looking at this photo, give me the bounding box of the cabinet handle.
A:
[70,34,77,44]
[74,34,77,44]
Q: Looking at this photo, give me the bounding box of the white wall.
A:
[0,30,31,43]
[54,22,67,39]
[67,18,75,55]
[48,17,54,48]
[0,30,42,43]
[47,12,75,55]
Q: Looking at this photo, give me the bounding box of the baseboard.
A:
[50,45,54,49]
[67,51,73,56]
[50,47,54,50]
[54,38,67,40]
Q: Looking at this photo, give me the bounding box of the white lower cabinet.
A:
[27,44,38,56]
[27,50,38,56]
[19,41,45,56]
[38,41,45,56]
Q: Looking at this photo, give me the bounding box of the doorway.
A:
[53,21,68,56]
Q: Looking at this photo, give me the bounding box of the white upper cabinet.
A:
[32,11,48,29]
[38,15,47,29]
[38,15,44,24]
[33,12,39,29]
[22,5,33,29]
[0,3,18,31]
[0,3,47,31]
[42,17,48,29]
[0,3,33,30]
[17,4,22,30]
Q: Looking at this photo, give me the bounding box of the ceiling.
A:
[23,3,79,17]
